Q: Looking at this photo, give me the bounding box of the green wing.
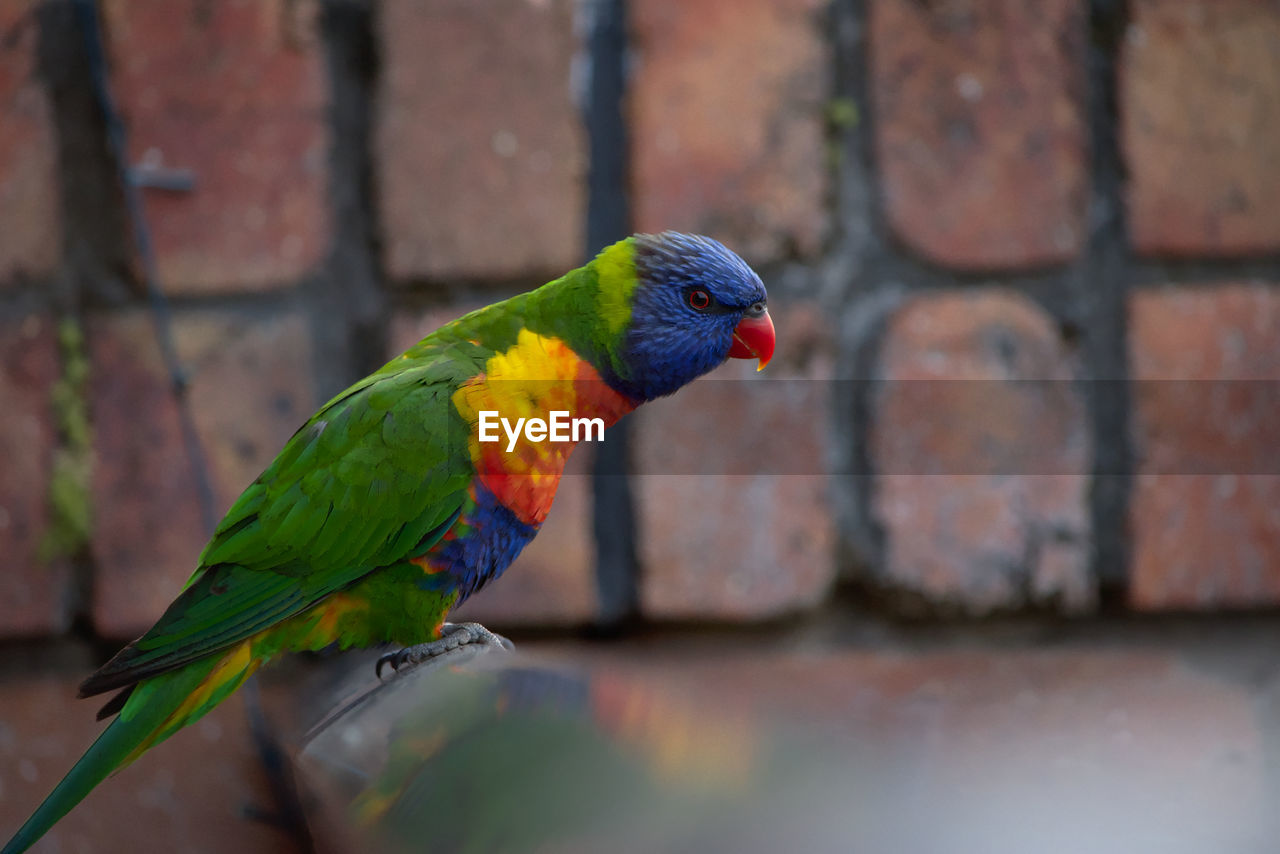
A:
[82,347,481,697]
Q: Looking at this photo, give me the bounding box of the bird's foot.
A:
[376,622,514,679]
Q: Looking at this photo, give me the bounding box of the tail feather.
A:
[95,685,136,721]
[1,686,176,854]
[2,643,259,854]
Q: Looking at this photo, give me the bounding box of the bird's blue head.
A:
[612,232,774,401]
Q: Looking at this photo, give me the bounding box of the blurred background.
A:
[1,0,1278,851]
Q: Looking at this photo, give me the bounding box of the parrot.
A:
[2,231,775,853]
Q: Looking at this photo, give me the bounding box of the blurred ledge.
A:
[288,635,1279,854]
[292,643,886,854]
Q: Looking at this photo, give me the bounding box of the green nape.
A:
[390,237,640,385]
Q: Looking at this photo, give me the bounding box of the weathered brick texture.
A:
[90,310,314,639]
[868,292,1093,615]
[0,0,60,285]
[103,0,330,293]
[870,0,1088,270]
[375,0,585,283]
[0,0,1274,645]
[630,0,829,264]
[388,305,599,626]
[635,302,836,620]
[1121,0,1280,257]
[89,312,207,638]
[177,311,317,511]
[1129,285,1280,610]
[0,313,72,636]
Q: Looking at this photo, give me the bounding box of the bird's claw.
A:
[375,622,514,680]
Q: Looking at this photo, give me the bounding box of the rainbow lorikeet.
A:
[3,232,774,853]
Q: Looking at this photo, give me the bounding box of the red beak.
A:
[727,309,775,371]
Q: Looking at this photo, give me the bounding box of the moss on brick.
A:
[40,316,93,562]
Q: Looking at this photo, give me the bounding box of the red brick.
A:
[385,303,489,359]
[630,0,828,264]
[0,0,60,285]
[89,312,206,638]
[869,292,1093,615]
[176,311,316,511]
[1129,285,1280,610]
[870,0,1088,270]
[103,0,330,293]
[1120,0,1280,257]
[90,310,315,639]
[375,0,585,283]
[0,665,291,853]
[389,305,598,626]
[634,302,836,620]
[0,313,72,636]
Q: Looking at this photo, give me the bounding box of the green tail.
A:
[2,655,239,854]
[2,709,154,854]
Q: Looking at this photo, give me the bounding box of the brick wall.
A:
[1,0,1277,848]
[3,0,1280,635]
[1,0,1277,641]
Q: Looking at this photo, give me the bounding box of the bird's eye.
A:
[687,289,712,311]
